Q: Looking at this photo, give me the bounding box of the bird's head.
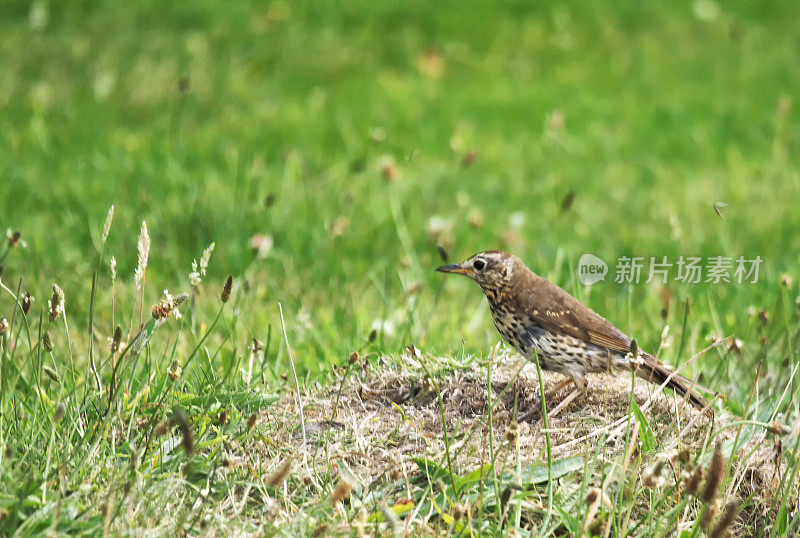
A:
[436,250,516,290]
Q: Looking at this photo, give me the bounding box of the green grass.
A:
[1,0,799,535]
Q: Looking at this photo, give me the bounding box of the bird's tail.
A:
[636,353,712,411]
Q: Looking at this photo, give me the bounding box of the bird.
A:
[436,250,711,415]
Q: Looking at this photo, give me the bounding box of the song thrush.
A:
[437,250,710,414]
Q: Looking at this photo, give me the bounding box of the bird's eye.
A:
[473,259,486,271]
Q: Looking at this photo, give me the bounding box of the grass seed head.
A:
[167,360,182,381]
[727,338,743,353]
[247,413,258,429]
[644,460,665,489]
[768,421,792,436]
[702,441,726,504]
[48,283,64,322]
[21,292,33,315]
[53,403,65,423]
[709,501,740,538]
[221,276,232,303]
[0,318,8,337]
[154,421,169,437]
[134,221,150,290]
[171,411,194,453]
[110,326,123,353]
[685,465,703,495]
[152,290,185,320]
[505,422,519,444]
[7,230,22,248]
[101,205,114,244]
[42,332,53,352]
[267,457,293,487]
[331,478,353,504]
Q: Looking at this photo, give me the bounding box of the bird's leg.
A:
[543,377,575,408]
[550,377,576,396]
[547,377,586,418]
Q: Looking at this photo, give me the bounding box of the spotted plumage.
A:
[437,250,710,410]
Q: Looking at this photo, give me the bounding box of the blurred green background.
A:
[1,0,798,394]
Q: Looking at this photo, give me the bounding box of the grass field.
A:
[1,1,799,535]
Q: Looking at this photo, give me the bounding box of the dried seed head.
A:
[152,290,184,320]
[215,410,227,425]
[48,284,64,322]
[20,292,33,315]
[643,460,665,489]
[331,478,353,504]
[0,318,8,337]
[267,457,293,487]
[110,326,123,353]
[221,276,233,303]
[727,338,743,354]
[505,422,519,444]
[685,466,703,495]
[7,230,23,248]
[389,467,401,481]
[247,413,257,429]
[167,360,182,381]
[709,501,741,538]
[758,309,769,325]
[348,351,360,364]
[629,338,639,358]
[53,403,65,423]
[171,412,194,454]
[42,332,53,352]
[452,503,467,521]
[781,273,793,288]
[768,421,792,436]
[42,365,59,382]
[154,421,169,437]
[109,257,117,282]
[702,441,726,504]
[677,447,692,463]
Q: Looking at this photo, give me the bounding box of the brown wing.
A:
[515,272,632,353]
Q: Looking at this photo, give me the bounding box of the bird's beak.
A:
[436,263,473,275]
